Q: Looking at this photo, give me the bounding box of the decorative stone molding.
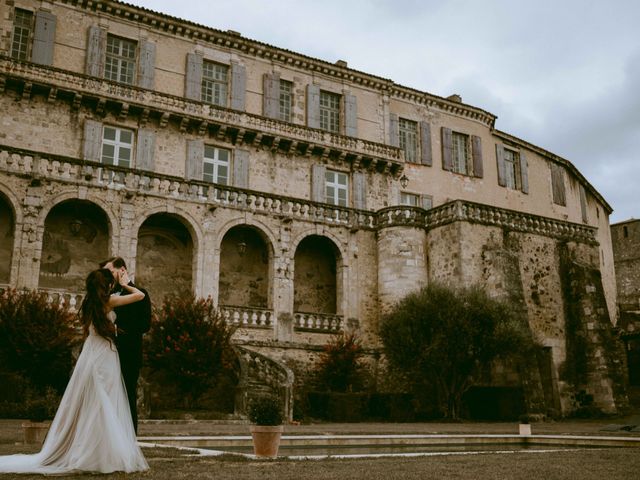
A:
[0,57,403,172]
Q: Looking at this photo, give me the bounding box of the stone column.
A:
[272,254,294,342]
[15,186,45,289]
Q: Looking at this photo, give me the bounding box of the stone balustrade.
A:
[220,305,273,329]
[294,312,343,332]
[0,145,378,230]
[0,57,403,166]
[38,288,84,314]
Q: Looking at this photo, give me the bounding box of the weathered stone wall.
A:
[0,194,14,284]
[612,220,640,311]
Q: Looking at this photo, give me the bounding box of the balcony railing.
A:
[220,305,273,329]
[294,312,343,333]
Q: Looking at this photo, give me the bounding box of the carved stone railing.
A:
[294,312,343,333]
[220,305,273,329]
[0,145,377,230]
[0,57,403,167]
[234,345,295,422]
[38,288,84,313]
[376,205,428,228]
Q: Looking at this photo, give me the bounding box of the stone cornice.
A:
[53,0,496,127]
[0,56,403,174]
[494,129,612,214]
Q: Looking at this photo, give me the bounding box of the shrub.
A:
[0,288,77,396]
[380,283,535,420]
[314,332,365,392]
[145,293,238,409]
[248,395,283,426]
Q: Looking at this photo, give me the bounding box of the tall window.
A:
[105,35,136,85]
[320,91,340,133]
[11,9,34,60]
[399,118,418,163]
[203,145,230,184]
[452,132,470,175]
[325,170,348,206]
[503,148,521,189]
[279,79,293,122]
[202,61,228,107]
[101,126,133,167]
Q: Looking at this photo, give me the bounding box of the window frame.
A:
[203,145,231,185]
[400,192,420,207]
[325,169,349,206]
[399,118,419,164]
[202,60,229,107]
[279,79,293,122]
[503,148,521,190]
[101,125,134,167]
[319,90,341,133]
[451,131,471,175]
[11,8,34,61]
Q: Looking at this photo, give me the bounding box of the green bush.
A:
[0,289,77,396]
[145,293,238,409]
[248,395,283,425]
[380,283,535,420]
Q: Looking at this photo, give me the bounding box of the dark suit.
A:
[114,282,151,434]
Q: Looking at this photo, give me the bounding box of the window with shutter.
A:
[399,118,419,163]
[101,126,134,167]
[202,61,228,107]
[203,145,230,184]
[551,163,566,206]
[279,80,293,122]
[451,132,470,175]
[319,91,340,133]
[325,170,348,206]
[105,35,137,85]
[11,9,34,60]
[400,192,420,206]
[32,10,56,66]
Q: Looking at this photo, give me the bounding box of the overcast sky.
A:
[126,0,639,223]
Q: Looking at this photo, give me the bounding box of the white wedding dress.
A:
[0,312,149,474]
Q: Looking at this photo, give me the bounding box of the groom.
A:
[100,256,152,434]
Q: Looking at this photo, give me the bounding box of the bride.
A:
[0,268,149,474]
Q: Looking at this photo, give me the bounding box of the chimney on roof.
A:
[227,29,241,37]
[335,60,348,68]
[447,94,462,103]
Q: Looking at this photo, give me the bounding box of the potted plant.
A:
[22,388,57,445]
[518,413,532,436]
[248,395,284,458]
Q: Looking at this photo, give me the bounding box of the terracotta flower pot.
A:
[250,424,283,458]
[22,421,50,445]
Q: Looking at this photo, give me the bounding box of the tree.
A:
[380,283,535,419]
[145,293,238,409]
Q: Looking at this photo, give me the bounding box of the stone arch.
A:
[38,198,111,292]
[0,186,21,285]
[217,221,275,309]
[134,211,198,302]
[293,234,343,315]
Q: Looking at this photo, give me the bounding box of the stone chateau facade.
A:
[0,0,627,417]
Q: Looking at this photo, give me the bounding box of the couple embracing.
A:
[0,257,152,474]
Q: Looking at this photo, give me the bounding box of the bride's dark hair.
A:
[80,268,116,342]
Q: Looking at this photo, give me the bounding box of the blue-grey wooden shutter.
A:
[263,72,280,119]
[472,135,483,178]
[233,148,250,188]
[579,184,588,222]
[230,61,246,110]
[344,93,357,137]
[389,113,399,147]
[520,152,529,194]
[137,39,156,89]
[186,139,204,180]
[83,119,102,162]
[420,121,432,166]
[441,127,453,171]
[306,84,320,129]
[496,144,507,187]
[32,10,56,65]
[135,128,155,171]
[311,164,326,202]
[185,53,203,101]
[551,163,566,206]
[352,171,366,210]
[86,25,107,77]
